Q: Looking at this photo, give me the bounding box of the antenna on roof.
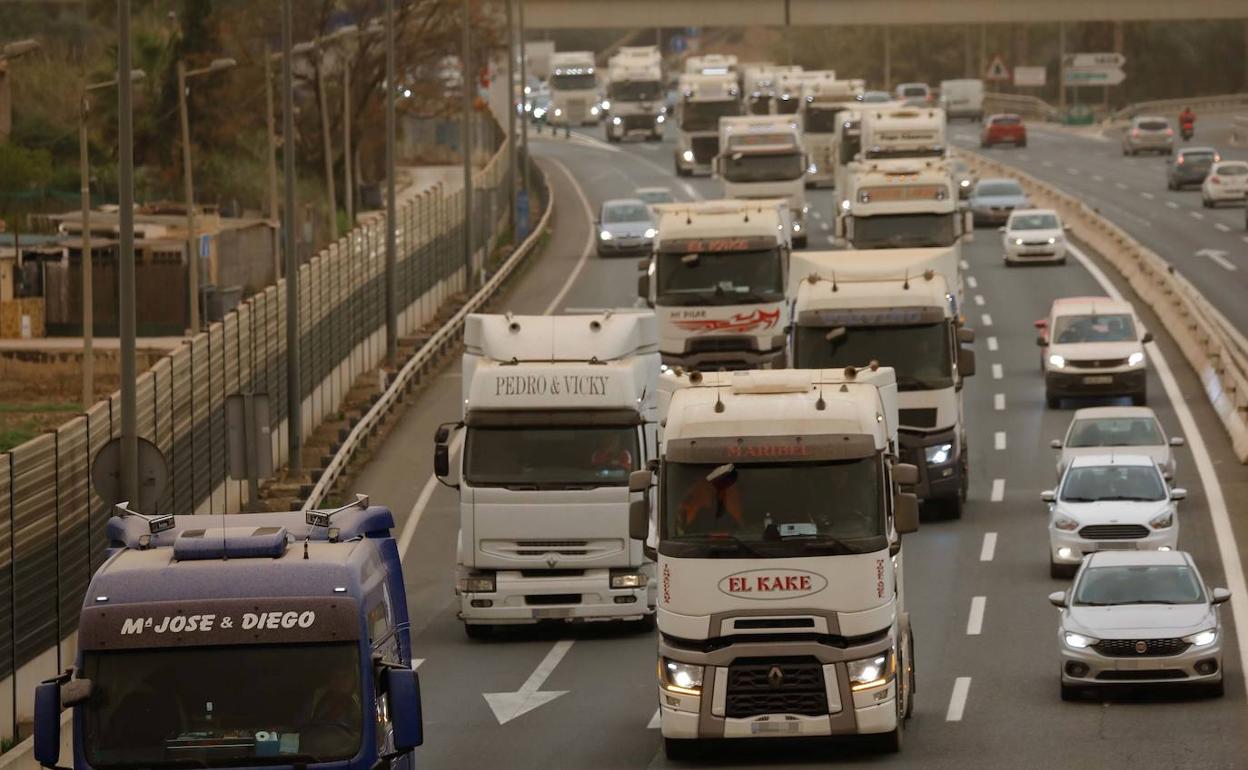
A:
[815,380,826,411]
[115,501,176,536]
[305,494,369,551]
[902,269,911,290]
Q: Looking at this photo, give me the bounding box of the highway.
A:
[354,125,1248,767]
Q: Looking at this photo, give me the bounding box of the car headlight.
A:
[1047,237,1057,245]
[599,230,613,241]
[1064,631,1097,649]
[847,651,894,691]
[656,114,666,124]
[1053,515,1079,531]
[1013,238,1024,246]
[1049,354,1066,368]
[610,570,648,589]
[600,99,611,110]
[643,228,657,239]
[1149,510,1174,529]
[459,572,496,593]
[553,108,563,117]
[1128,351,1145,367]
[924,443,953,465]
[1184,629,1217,648]
[659,659,704,695]
[793,222,802,232]
[960,179,971,188]
[682,149,694,162]
[591,106,600,115]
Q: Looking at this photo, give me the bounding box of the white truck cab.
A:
[742,63,800,115]
[605,46,665,142]
[636,367,920,757]
[715,115,810,247]
[837,160,973,251]
[685,53,739,76]
[804,79,865,188]
[859,106,946,162]
[435,312,659,636]
[639,199,791,371]
[789,248,977,517]
[674,73,742,176]
[550,51,600,127]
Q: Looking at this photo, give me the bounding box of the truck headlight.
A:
[1049,354,1066,368]
[847,651,893,691]
[644,228,657,239]
[1013,238,1024,246]
[682,149,694,162]
[610,570,649,589]
[793,222,802,233]
[591,105,600,116]
[459,572,496,593]
[1047,237,1057,245]
[656,114,666,124]
[612,116,622,126]
[808,163,817,174]
[1053,515,1079,531]
[659,659,704,695]
[960,179,971,188]
[1063,631,1097,649]
[1128,351,1146,367]
[1184,629,1217,648]
[601,99,611,110]
[925,443,953,465]
[1149,510,1174,529]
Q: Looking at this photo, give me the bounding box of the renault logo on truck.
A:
[718,569,828,600]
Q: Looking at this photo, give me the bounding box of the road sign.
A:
[985,55,1009,82]
[1064,66,1126,87]
[1013,66,1046,87]
[92,437,170,512]
[1063,52,1125,69]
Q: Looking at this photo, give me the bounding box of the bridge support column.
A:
[1058,22,1067,118]
[883,26,891,92]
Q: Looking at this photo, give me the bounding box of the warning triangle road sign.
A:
[985,55,1009,82]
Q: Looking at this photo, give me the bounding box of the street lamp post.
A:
[384,0,398,364]
[117,0,138,503]
[177,56,236,335]
[0,38,40,144]
[265,49,281,282]
[281,0,302,476]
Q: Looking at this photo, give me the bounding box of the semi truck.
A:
[788,248,976,517]
[639,199,791,371]
[774,69,836,116]
[633,366,920,756]
[804,79,863,188]
[715,115,810,247]
[674,72,742,176]
[741,63,799,115]
[836,159,973,251]
[550,50,600,127]
[434,312,659,637]
[858,106,947,162]
[605,46,665,142]
[34,499,424,770]
[684,53,739,76]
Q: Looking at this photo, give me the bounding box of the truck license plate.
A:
[532,607,572,619]
[750,721,800,735]
[1083,375,1114,385]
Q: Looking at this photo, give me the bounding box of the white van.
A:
[940,79,984,122]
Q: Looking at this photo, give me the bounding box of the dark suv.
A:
[1167,147,1220,190]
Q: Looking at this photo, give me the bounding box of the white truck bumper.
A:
[459,568,655,625]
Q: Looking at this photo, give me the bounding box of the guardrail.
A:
[1120,93,1248,120]
[957,148,1248,462]
[301,156,553,511]
[1232,115,1248,146]
[984,92,1058,122]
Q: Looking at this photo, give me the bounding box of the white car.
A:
[636,186,676,211]
[1052,406,1183,481]
[1200,160,1248,207]
[1051,550,1228,701]
[1037,296,1152,408]
[1002,209,1068,265]
[1044,454,1184,579]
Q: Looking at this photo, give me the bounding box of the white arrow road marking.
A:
[946,677,972,721]
[648,708,661,729]
[484,640,575,725]
[980,532,997,562]
[1197,248,1236,271]
[990,478,1005,502]
[966,597,986,635]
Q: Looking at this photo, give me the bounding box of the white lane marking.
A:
[564,131,623,154]
[811,210,823,220]
[991,363,1003,380]
[1065,167,1080,176]
[966,597,986,636]
[399,430,464,554]
[987,336,998,351]
[1092,174,1105,182]
[979,532,998,562]
[1215,222,1231,233]
[1041,160,1054,168]
[994,431,1006,450]
[1115,181,1129,190]
[973,294,985,306]
[990,478,1005,502]
[994,393,1005,410]
[946,677,972,721]
[981,313,993,327]
[826,236,837,245]
[483,639,575,725]
[1198,248,1237,271]
[959,259,970,270]
[819,221,831,232]
[1018,153,1030,161]
[542,157,598,314]
[1190,211,1205,220]
[1165,201,1179,209]
[967,275,978,289]
[680,181,700,200]
[413,658,426,670]
[1067,241,1248,694]
[648,708,661,729]
[1140,191,1155,200]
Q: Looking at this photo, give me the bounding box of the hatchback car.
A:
[981,114,1027,148]
[1052,406,1183,481]
[969,178,1031,226]
[1050,550,1228,700]
[1122,116,1174,156]
[1036,296,1152,408]
[1043,454,1183,578]
[858,90,892,104]
[894,82,931,106]
[1002,208,1067,265]
[596,199,656,257]
[1201,160,1248,207]
[1166,146,1219,190]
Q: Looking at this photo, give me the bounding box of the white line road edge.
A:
[1068,241,1248,693]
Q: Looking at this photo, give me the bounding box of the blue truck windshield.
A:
[82,642,362,768]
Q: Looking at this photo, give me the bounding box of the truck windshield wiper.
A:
[786,533,865,554]
[675,533,764,558]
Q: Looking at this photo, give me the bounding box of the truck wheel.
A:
[664,738,700,760]
[463,623,494,640]
[942,496,964,520]
[900,615,916,718]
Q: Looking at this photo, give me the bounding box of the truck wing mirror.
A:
[893,462,918,486]
[629,469,653,493]
[33,680,62,768]
[629,499,650,541]
[433,443,451,479]
[962,209,975,241]
[894,492,919,534]
[434,425,451,444]
[637,257,651,271]
[1034,319,1047,329]
[957,327,975,344]
[61,678,93,707]
[637,272,650,302]
[383,668,424,752]
[958,347,976,378]
[833,214,847,240]
[1036,335,1048,347]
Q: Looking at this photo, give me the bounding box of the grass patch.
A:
[0,402,81,414]
[0,401,83,452]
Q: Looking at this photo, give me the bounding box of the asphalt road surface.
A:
[353,122,1248,768]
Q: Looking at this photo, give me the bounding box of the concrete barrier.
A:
[957,148,1248,462]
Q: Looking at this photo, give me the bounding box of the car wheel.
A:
[464,623,494,640]
[664,738,700,761]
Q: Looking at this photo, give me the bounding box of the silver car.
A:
[596,198,656,257]
[1052,406,1183,481]
[1122,116,1174,156]
[1050,550,1229,700]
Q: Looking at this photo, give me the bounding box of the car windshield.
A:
[681,99,742,132]
[853,213,958,249]
[1138,119,1168,131]
[552,73,596,91]
[975,181,1023,197]
[608,80,662,101]
[1060,464,1167,502]
[637,190,674,204]
[1074,565,1205,606]
[603,203,651,223]
[1010,213,1060,230]
[81,643,362,769]
[656,248,784,306]
[1216,163,1248,176]
[465,425,639,488]
[1068,417,1164,448]
[805,106,844,133]
[838,127,861,166]
[900,86,927,97]
[1051,313,1136,344]
[774,96,802,114]
[722,151,805,182]
[793,322,953,391]
[992,116,1022,126]
[1182,151,1215,163]
[661,458,885,557]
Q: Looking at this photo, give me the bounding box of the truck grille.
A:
[725,657,827,718]
[691,136,719,163]
[899,408,938,428]
[1078,524,1149,540]
[480,539,623,560]
[1092,638,1191,657]
[1067,358,1128,369]
[687,336,753,354]
[622,114,655,131]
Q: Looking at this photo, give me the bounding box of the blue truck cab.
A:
[33,497,423,770]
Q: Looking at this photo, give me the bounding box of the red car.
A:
[981,113,1027,148]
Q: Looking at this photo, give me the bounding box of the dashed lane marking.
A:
[990,478,1005,502]
[974,295,985,306]
[966,597,986,636]
[1215,223,1231,233]
[995,431,1006,450]
[946,677,972,721]
[1166,201,1179,209]
[991,363,1003,380]
[1092,174,1104,182]
[1140,192,1155,200]
[980,532,997,562]
[967,276,978,289]
[994,393,1005,411]
[1190,211,1205,220]
[981,313,993,327]
[1115,182,1129,190]
[987,336,998,351]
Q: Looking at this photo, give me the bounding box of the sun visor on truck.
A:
[659,236,778,254]
[466,408,643,428]
[798,306,946,327]
[78,597,360,651]
[665,434,876,464]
